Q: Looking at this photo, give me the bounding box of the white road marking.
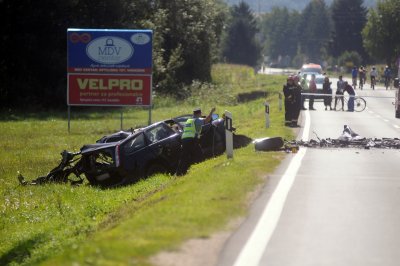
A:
[233,111,310,266]
[369,110,374,114]
[394,125,400,129]
[384,119,389,122]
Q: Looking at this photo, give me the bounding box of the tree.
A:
[259,7,301,63]
[0,0,129,108]
[0,0,229,108]
[154,0,227,96]
[330,0,367,59]
[222,1,261,67]
[337,51,363,70]
[362,0,400,66]
[298,0,331,63]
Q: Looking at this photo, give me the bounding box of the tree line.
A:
[0,0,399,109]
[260,0,400,71]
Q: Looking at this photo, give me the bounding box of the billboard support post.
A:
[120,111,123,130]
[68,106,71,133]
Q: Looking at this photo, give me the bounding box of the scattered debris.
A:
[255,125,400,153]
[286,125,400,150]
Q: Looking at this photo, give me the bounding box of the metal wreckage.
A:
[17,115,251,188]
[18,124,400,188]
[254,125,400,152]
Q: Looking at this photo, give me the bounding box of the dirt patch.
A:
[237,91,267,103]
[150,231,232,266]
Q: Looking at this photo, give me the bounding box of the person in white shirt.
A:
[370,66,378,90]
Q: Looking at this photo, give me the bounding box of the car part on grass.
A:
[253,137,284,151]
[18,150,84,186]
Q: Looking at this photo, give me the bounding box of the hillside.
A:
[224,0,377,13]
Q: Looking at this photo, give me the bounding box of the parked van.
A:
[300,63,323,75]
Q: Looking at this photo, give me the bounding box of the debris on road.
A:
[286,125,400,150]
[255,125,400,153]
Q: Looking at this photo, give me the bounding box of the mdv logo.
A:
[86,36,133,64]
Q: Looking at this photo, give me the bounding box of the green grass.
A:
[0,64,292,265]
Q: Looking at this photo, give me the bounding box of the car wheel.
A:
[254,137,284,151]
[396,110,400,118]
[146,163,168,177]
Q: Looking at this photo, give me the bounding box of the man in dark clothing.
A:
[343,81,355,112]
[283,76,300,127]
[293,75,303,122]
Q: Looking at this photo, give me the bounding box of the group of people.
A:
[351,65,391,90]
[283,73,356,127]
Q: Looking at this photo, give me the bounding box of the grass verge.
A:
[0,64,293,265]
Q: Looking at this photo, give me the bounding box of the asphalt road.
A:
[218,84,400,266]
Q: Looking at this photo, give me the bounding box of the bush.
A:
[337,51,363,71]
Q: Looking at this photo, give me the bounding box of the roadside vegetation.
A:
[0,64,293,265]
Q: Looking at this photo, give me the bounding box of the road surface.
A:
[218,84,400,266]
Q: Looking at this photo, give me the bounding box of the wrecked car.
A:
[19,114,250,187]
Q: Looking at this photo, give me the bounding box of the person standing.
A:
[334,75,345,111]
[308,74,317,110]
[322,76,332,110]
[344,81,355,112]
[300,74,309,110]
[283,76,299,127]
[384,66,392,89]
[359,66,365,90]
[293,75,302,125]
[351,66,358,88]
[176,107,216,175]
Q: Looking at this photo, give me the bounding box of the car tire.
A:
[254,137,284,151]
[396,111,400,118]
[146,163,168,177]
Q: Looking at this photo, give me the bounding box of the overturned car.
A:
[18,115,250,187]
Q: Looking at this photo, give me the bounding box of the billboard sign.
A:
[68,74,151,106]
[67,28,152,106]
[67,29,152,74]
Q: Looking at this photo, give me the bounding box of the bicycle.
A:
[352,77,357,89]
[384,76,391,90]
[371,76,376,90]
[359,77,364,90]
[343,95,367,112]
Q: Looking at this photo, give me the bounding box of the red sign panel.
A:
[68,74,151,106]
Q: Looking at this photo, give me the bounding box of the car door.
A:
[120,132,155,178]
[144,123,182,169]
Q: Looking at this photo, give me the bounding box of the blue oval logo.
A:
[131,33,151,45]
[86,36,134,64]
